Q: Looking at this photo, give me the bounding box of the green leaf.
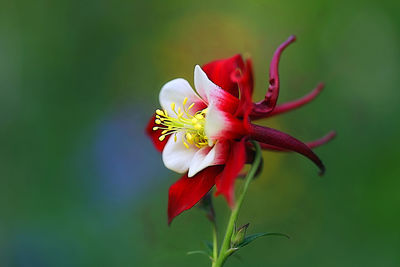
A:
[237,232,290,248]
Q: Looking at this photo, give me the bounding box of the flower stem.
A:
[213,141,262,267]
[212,222,218,261]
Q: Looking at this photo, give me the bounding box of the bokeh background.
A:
[1,0,400,266]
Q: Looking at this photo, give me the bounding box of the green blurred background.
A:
[1,0,400,266]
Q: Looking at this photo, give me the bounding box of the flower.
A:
[146,35,335,224]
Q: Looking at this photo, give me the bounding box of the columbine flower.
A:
[146,35,335,224]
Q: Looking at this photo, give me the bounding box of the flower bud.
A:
[231,223,249,247]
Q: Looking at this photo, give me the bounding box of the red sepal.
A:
[168,166,223,225]
[202,54,246,98]
[145,114,169,152]
[215,138,247,207]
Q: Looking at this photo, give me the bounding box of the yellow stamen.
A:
[153,100,208,149]
[186,133,193,141]
[183,142,189,149]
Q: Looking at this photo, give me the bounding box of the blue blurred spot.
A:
[7,229,77,267]
[91,106,165,207]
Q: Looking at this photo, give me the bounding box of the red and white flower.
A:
[146,35,335,224]
[154,65,246,178]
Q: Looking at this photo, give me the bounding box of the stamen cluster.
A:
[153,97,209,149]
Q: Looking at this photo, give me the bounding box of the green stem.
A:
[212,222,218,262]
[213,141,262,267]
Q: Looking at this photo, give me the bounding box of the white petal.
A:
[188,142,228,177]
[159,78,202,117]
[194,65,220,103]
[204,104,227,145]
[162,132,198,174]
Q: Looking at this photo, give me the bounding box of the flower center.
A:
[153,97,209,149]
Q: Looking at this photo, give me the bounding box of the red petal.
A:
[202,54,246,97]
[251,83,324,120]
[251,35,296,116]
[145,114,169,152]
[168,166,223,224]
[249,124,325,175]
[208,86,240,114]
[259,131,336,151]
[215,138,247,207]
[205,107,248,142]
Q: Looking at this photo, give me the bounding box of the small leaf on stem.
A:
[237,232,290,248]
[187,250,212,259]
